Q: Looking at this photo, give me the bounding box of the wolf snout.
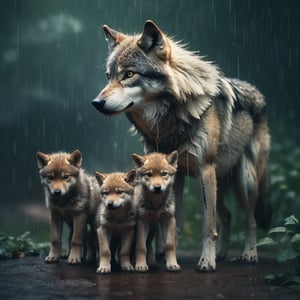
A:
[53,189,62,196]
[153,185,162,193]
[105,201,120,209]
[92,98,106,113]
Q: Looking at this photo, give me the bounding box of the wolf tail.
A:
[255,156,272,230]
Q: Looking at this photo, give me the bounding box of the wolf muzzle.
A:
[92,98,107,113]
[92,98,134,115]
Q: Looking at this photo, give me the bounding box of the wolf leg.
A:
[68,212,87,264]
[174,170,185,242]
[86,225,97,263]
[164,216,181,272]
[156,171,184,257]
[216,178,231,260]
[120,228,135,272]
[235,155,258,264]
[135,220,150,272]
[45,210,63,263]
[96,226,112,274]
[195,164,218,272]
[148,226,159,269]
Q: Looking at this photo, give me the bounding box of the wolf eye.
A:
[161,171,168,177]
[124,71,134,79]
[46,174,54,181]
[117,190,124,195]
[63,174,70,180]
[101,191,108,197]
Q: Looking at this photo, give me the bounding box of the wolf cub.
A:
[36,150,100,264]
[132,151,181,272]
[95,170,136,274]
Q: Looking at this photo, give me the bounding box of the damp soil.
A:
[0,252,298,300]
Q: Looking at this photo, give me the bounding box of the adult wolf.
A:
[92,20,271,272]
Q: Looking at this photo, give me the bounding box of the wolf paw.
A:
[135,264,149,273]
[45,255,59,263]
[240,252,258,264]
[148,261,159,270]
[195,257,216,273]
[121,264,135,272]
[67,255,81,264]
[166,263,181,272]
[96,266,111,274]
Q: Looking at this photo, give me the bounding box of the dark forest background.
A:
[1,0,299,250]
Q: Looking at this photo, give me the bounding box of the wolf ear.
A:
[103,25,126,51]
[125,169,136,186]
[36,152,51,169]
[138,20,169,60]
[132,153,146,168]
[166,150,178,167]
[95,172,107,186]
[68,150,82,168]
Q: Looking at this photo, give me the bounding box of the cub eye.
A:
[63,174,70,180]
[161,171,168,177]
[144,172,152,178]
[117,190,124,195]
[101,191,108,197]
[46,174,54,181]
[105,72,111,80]
[124,71,134,79]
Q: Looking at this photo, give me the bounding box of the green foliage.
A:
[257,215,300,289]
[270,143,300,224]
[0,232,49,259]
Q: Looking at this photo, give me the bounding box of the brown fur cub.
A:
[95,170,136,274]
[36,150,100,264]
[133,151,181,272]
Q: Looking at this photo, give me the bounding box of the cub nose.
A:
[106,201,114,209]
[153,185,162,193]
[53,189,61,196]
[92,98,106,113]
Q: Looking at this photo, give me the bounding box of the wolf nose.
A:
[153,185,162,193]
[53,189,61,196]
[92,98,106,112]
[107,201,114,208]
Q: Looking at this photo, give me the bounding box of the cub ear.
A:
[137,20,169,60]
[68,150,82,168]
[36,152,51,169]
[95,172,107,186]
[132,153,146,168]
[125,169,136,185]
[166,150,178,167]
[103,25,126,51]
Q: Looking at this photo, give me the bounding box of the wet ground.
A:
[0,253,298,300]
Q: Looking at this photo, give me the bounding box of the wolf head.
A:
[92,20,223,123]
[36,150,82,197]
[95,170,136,209]
[92,20,175,116]
[132,151,178,194]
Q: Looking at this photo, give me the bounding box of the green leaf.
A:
[291,234,300,244]
[276,247,299,263]
[268,227,287,234]
[257,237,276,247]
[285,276,300,285]
[284,215,298,224]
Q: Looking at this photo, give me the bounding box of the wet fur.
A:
[95,171,136,274]
[36,150,100,264]
[92,20,271,271]
[133,151,181,272]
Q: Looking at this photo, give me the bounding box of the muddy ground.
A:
[0,253,298,300]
